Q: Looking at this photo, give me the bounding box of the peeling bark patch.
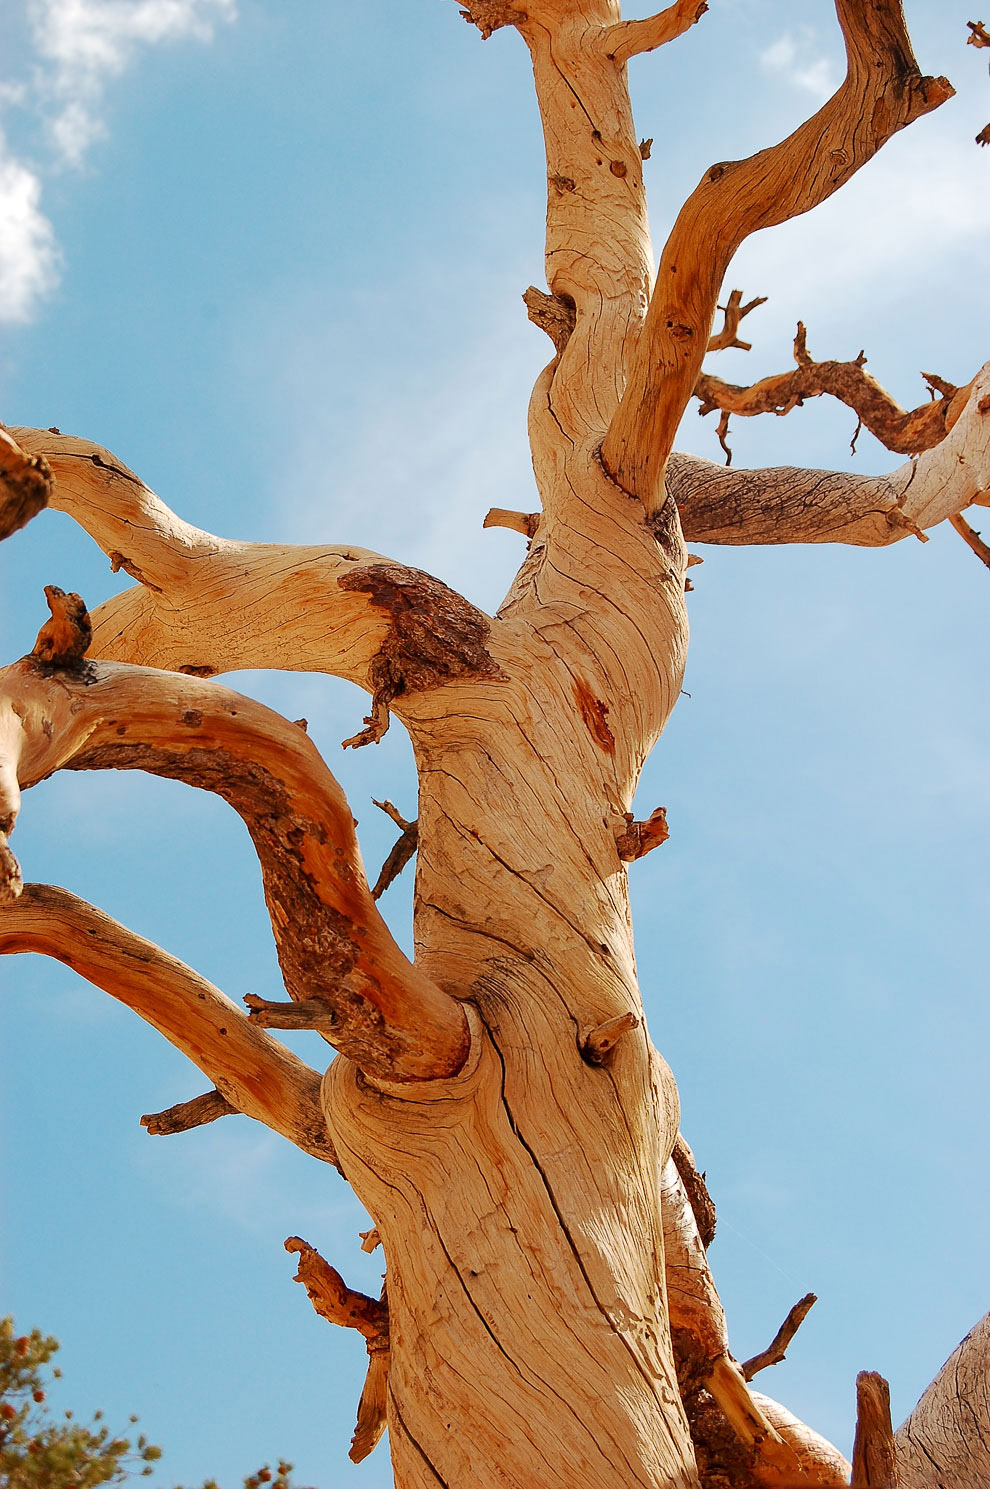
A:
[65,742,396,1073]
[573,679,615,755]
[339,564,505,739]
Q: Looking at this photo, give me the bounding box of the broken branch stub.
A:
[141,1089,237,1136]
[852,1371,898,1489]
[0,623,470,1083]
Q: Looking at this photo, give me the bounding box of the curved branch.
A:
[7,431,498,735]
[602,0,953,511]
[696,324,966,457]
[599,0,708,65]
[895,1311,990,1489]
[0,884,337,1165]
[0,644,470,1084]
[667,363,990,547]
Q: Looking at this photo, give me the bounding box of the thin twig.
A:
[949,511,990,569]
[742,1293,818,1380]
[371,799,419,899]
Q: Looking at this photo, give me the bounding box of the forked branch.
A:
[0,601,470,1083]
[603,0,953,511]
[0,884,337,1164]
[706,290,768,354]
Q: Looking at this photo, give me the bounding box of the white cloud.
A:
[28,0,237,166]
[761,32,838,102]
[0,129,61,322]
[0,0,236,322]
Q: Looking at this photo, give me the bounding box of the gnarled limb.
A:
[6,431,495,722]
[0,884,337,1165]
[603,1,953,511]
[667,364,990,548]
[284,1237,389,1465]
[598,0,708,65]
[696,323,966,458]
[895,1310,990,1489]
[0,427,52,540]
[0,628,470,1083]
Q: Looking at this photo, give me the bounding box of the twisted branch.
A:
[696,323,965,459]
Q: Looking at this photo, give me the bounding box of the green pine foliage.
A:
[0,1321,297,1489]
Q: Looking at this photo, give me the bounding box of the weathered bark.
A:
[1,3,986,1487]
[895,1312,990,1489]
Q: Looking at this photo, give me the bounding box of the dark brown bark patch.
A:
[339,564,505,746]
[647,490,685,565]
[573,678,615,755]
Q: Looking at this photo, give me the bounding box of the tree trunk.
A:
[895,1313,990,1489]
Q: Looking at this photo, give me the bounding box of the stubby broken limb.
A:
[285,1237,389,1464]
[141,1089,238,1136]
[667,363,990,548]
[0,427,52,540]
[0,613,470,1084]
[603,0,953,511]
[0,884,337,1165]
[851,1372,897,1489]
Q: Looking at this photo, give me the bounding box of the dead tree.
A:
[2,4,989,1487]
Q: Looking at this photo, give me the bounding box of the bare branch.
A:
[0,622,471,1083]
[852,1371,898,1488]
[667,365,990,548]
[0,884,337,1165]
[950,510,990,569]
[603,1,953,511]
[741,1294,818,1381]
[696,324,964,457]
[141,1089,237,1136]
[0,427,52,540]
[706,289,768,354]
[370,799,419,900]
[600,0,708,66]
[969,19,990,46]
[285,1236,390,1464]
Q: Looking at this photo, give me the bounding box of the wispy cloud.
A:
[761,32,839,102]
[0,0,236,322]
[27,0,236,166]
[0,129,61,322]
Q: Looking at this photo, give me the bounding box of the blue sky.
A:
[1,2,988,1485]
